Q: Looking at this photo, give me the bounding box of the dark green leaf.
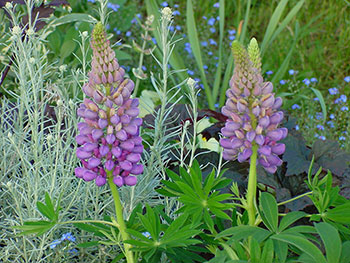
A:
[278,211,306,233]
[314,222,341,263]
[260,192,278,232]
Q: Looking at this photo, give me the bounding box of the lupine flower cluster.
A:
[220,39,287,173]
[75,23,143,187]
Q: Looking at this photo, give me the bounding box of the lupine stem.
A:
[107,171,134,263]
[246,143,258,226]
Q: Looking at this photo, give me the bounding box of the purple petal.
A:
[95,175,107,186]
[98,119,108,129]
[270,111,284,124]
[258,146,271,156]
[83,142,98,152]
[92,129,103,140]
[246,131,256,142]
[232,139,243,148]
[271,143,285,155]
[84,110,98,120]
[99,145,109,156]
[237,148,252,163]
[120,160,132,171]
[265,166,277,174]
[220,138,233,149]
[272,97,283,109]
[76,135,89,145]
[226,121,241,131]
[255,135,265,145]
[133,145,144,153]
[266,129,283,141]
[113,176,124,187]
[110,115,120,124]
[105,160,115,171]
[116,130,127,141]
[131,164,144,175]
[76,148,92,159]
[106,134,116,144]
[131,118,142,126]
[75,167,86,178]
[259,157,270,167]
[88,157,101,168]
[126,153,141,163]
[266,154,283,166]
[221,127,235,137]
[111,147,122,158]
[125,108,139,117]
[281,128,288,140]
[83,171,97,181]
[124,176,137,186]
[261,82,273,94]
[124,124,138,135]
[258,116,270,128]
[120,115,131,124]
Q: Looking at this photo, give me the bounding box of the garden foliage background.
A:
[0,0,350,262]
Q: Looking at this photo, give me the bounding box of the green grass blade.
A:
[266,0,305,53]
[219,52,234,106]
[186,0,213,108]
[260,0,288,54]
[50,13,97,27]
[310,87,327,122]
[239,0,252,43]
[212,0,225,103]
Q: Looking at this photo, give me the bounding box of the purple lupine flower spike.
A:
[220,39,287,173]
[75,22,143,186]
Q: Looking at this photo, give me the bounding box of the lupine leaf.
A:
[314,222,341,263]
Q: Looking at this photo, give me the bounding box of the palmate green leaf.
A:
[340,241,350,263]
[325,202,350,224]
[36,201,53,221]
[278,211,306,233]
[216,225,270,243]
[186,0,214,109]
[203,209,215,233]
[271,233,327,263]
[44,192,56,220]
[250,238,261,263]
[212,178,232,190]
[160,180,182,193]
[261,239,274,263]
[273,240,288,263]
[314,222,341,263]
[203,169,216,196]
[283,225,316,235]
[50,13,97,28]
[259,192,278,232]
[13,221,55,237]
[179,166,193,186]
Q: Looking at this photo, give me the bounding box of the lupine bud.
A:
[75,22,143,186]
[220,39,287,173]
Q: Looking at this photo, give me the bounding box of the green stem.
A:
[246,144,258,226]
[107,172,134,263]
[278,191,312,206]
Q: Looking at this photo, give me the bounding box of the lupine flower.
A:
[75,23,143,187]
[220,39,287,174]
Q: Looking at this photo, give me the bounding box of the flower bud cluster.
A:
[220,40,287,173]
[75,23,143,187]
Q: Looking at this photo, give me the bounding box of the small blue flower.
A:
[316,124,324,131]
[202,16,207,20]
[214,56,219,60]
[203,65,208,70]
[279,80,286,85]
[174,4,179,8]
[187,70,194,76]
[229,35,236,41]
[131,18,137,24]
[288,69,295,75]
[310,77,317,83]
[344,76,350,83]
[328,87,339,95]
[185,42,192,54]
[303,78,310,86]
[329,114,335,119]
[201,41,208,47]
[173,10,180,16]
[176,25,182,31]
[341,106,349,111]
[87,0,95,3]
[106,24,110,30]
[215,103,219,108]
[339,136,346,141]
[319,136,326,141]
[61,233,76,242]
[107,3,120,12]
[136,13,142,19]
[210,27,216,33]
[213,2,220,8]
[209,39,217,45]
[142,65,147,71]
[340,94,347,103]
[313,97,319,101]
[327,121,334,128]
[315,112,323,120]
[208,51,213,56]
[169,26,174,32]
[50,239,62,249]
[199,84,204,89]
[265,70,273,75]
[152,37,157,44]
[126,31,131,37]
[216,16,220,21]
[113,28,121,35]
[161,1,168,7]
[295,125,299,131]
[208,17,216,26]
[291,104,301,110]
[194,78,200,82]
[314,133,319,138]
[228,29,236,35]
